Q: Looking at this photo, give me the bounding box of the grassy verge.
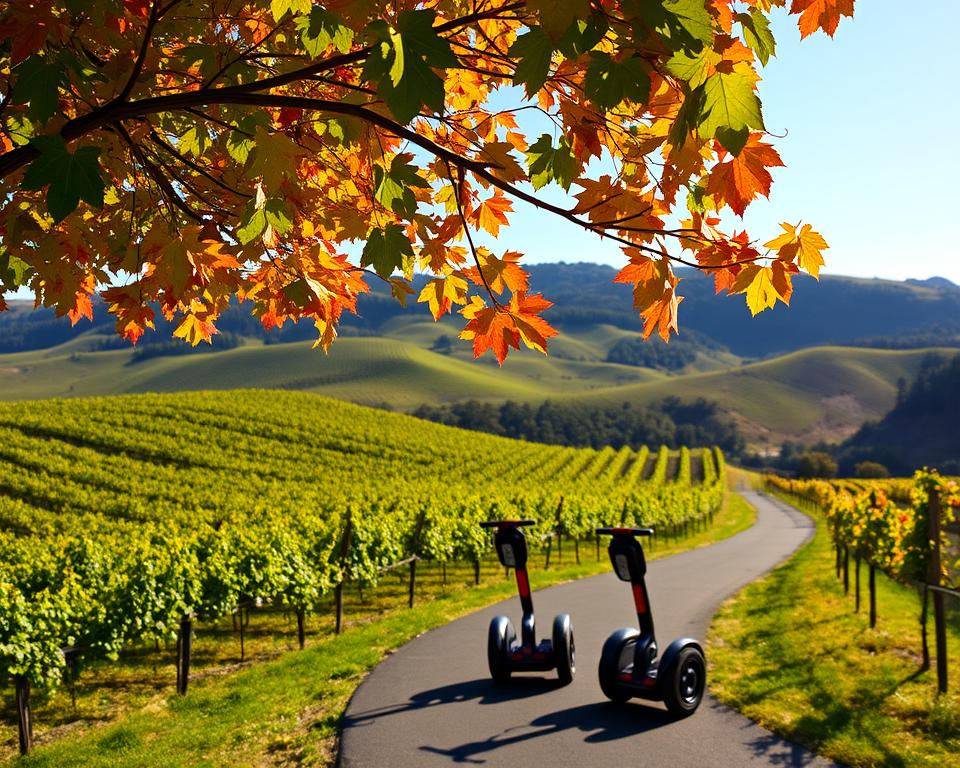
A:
[708,494,960,768]
[5,492,755,766]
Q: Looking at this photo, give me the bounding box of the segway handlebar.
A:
[480,519,536,529]
[596,526,654,537]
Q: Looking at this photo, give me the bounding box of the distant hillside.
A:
[526,264,960,357]
[1,264,957,358]
[837,354,960,474]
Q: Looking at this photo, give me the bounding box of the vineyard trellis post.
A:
[927,489,947,693]
[843,547,849,595]
[855,555,861,613]
[868,564,877,628]
[335,514,354,635]
[920,583,930,671]
[15,675,32,756]
[297,609,306,650]
[544,496,563,569]
[408,508,427,609]
[176,613,193,695]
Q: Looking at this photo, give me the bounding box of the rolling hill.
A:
[0,263,957,451]
[0,324,952,448]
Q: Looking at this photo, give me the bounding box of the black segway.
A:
[480,520,575,686]
[595,527,706,717]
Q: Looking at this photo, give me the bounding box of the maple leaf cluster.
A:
[0,0,852,364]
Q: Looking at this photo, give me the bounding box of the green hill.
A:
[0,328,952,448]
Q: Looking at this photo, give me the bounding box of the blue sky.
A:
[496,0,960,284]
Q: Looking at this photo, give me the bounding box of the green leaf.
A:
[362,10,457,124]
[640,0,712,55]
[373,157,429,218]
[584,53,651,109]
[270,0,310,22]
[21,135,105,222]
[736,9,776,67]
[178,126,210,157]
[525,134,577,191]
[236,203,266,244]
[12,56,67,123]
[668,84,706,147]
[0,250,32,289]
[556,14,609,58]
[716,126,749,156]
[264,199,293,235]
[296,7,354,57]
[528,0,591,40]
[226,115,267,164]
[698,67,764,139]
[360,224,414,278]
[663,0,713,50]
[509,28,554,97]
[665,46,718,89]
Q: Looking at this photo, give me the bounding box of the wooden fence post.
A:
[409,508,426,608]
[555,497,564,565]
[843,547,849,595]
[920,584,930,671]
[176,614,192,695]
[335,515,353,635]
[855,555,861,613]
[15,675,32,756]
[868,564,877,628]
[473,557,480,585]
[928,489,947,693]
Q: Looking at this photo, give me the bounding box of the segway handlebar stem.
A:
[480,520,536,529]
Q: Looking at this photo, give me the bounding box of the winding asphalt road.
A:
[340,491,835,767]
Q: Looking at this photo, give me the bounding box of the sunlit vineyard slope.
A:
[0,390,724,688]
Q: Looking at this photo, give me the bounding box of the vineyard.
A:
[0,390,725,753]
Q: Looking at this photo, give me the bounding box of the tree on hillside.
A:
[0,0,850,363]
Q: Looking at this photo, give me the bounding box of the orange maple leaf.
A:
[509,291,557,354]
[790,0,855,39]
[463,250,528,295]
[460,297,520,365]
[707,134,784,216]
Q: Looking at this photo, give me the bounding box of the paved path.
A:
[340,491,835,767]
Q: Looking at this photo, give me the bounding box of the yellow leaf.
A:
[743,266,778,316]
[764,222,828,279]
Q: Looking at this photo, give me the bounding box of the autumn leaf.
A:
[474,194,513,237]
[459,296,520,365]
[706,134,784,215]
[790,0,855,39]
[463,250,528,295]
[509,291,557,354]
[417,275,468,320]
[765,222,828,279]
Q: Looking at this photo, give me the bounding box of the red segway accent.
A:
[515,569,531,598]
[632,584,647,614]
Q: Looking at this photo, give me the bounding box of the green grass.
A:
[6,491,755,767]
[708,496,960,768]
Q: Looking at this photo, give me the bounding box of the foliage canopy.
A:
[0,0,852,362]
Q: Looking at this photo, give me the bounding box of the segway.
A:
[595,527,706,717]
[480,520,575,686]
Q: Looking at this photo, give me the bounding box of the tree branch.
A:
[115,2,160,103]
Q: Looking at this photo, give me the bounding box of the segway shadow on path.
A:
[340,491,839,767]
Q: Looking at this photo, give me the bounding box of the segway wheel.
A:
[552,613,575,685]
[598,628,638,703]
[662,646,706,717]
[487,615,515,685]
